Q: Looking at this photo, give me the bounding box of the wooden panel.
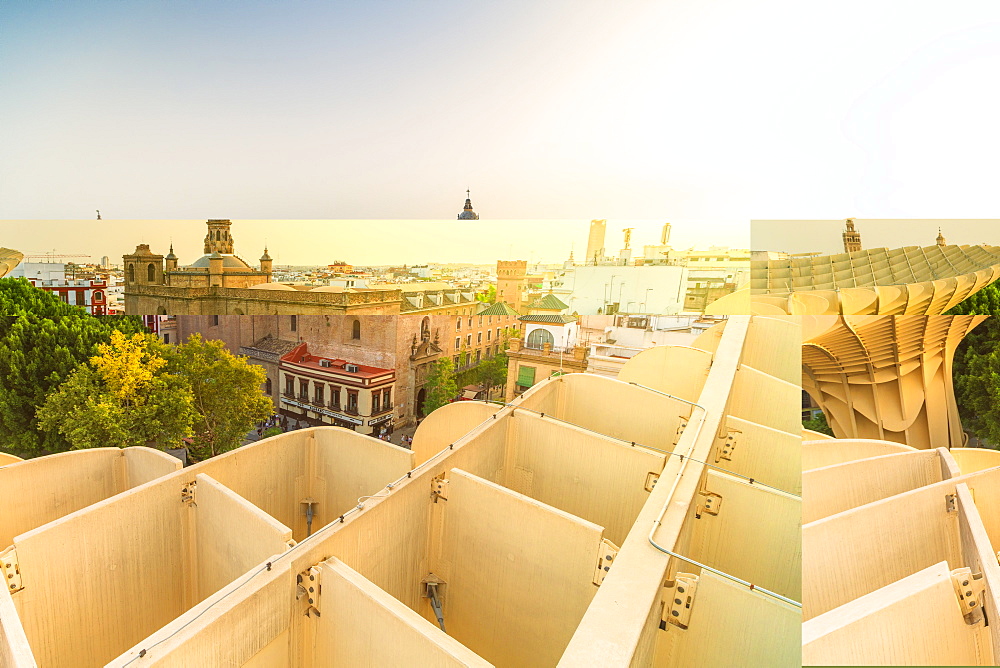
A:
[719,416,800,495]
[314,558,491,667]
[0,584,34,668]
[952,447,1000,475]
[0,453,22,468]
[536,373,690,453]
[0,448,123,549]
[505,413,665,545]
[112,565,293,667]
[739,316,801,384]
[802,438,916,471]
[13,478,187,668]
[656,571,800,668]
[194,431,310,539]
[194,474,292,603]
[688,470,801,601]
[802,561,984,666]
[617,345,713,401]
[124,447,182,488]
[957,483,1000,664]
[411,401,503,467]
[435,469,603,668]
[803,450,942,523]
[728,366,801,434]
[313,428,415,532]
[802,471,987,620]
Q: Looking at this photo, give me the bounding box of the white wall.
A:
[557,265,687,315]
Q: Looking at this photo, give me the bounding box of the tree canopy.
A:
[423,358,458,415]
[36,331,195,450]
[946,283,1000,447]
[0,278,147,455]
[162,334,273,461]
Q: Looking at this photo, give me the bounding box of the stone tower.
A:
[204,219,235,255]
[496,260,528,311]
[843,218,862,253]
[936,228,947,246]
[585,219,607,265]
[164,244,178,271]
[260,247,273,275]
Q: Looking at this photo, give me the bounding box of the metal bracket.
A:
[296,565,322,617]
[1,546,22,594]
[946,493,957,513]
[661,573,699,630]
[644,472,660,492]
[673,417,689,446]
[951,567,985,623]
[695,491,722,519]
[421,574,447,632]
[431,476,449,502]
[716,428,741,462]
[593,538,619,586]
[181,481,197,505]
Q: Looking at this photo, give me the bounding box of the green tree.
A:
[945,283,1000,447]
[424,358,458,415]
[477,340,511,401]
[163,334,274,461]
[476,285,497,303]
[36,331,195,450]
[0,278,146,456]
[802,412,835,437]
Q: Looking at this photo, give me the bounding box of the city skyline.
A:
[1,218,746,267]
[752,219,1000,256]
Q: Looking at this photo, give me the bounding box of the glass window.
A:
[352,319,361,340]
[372,392,380,413]
[314,384,324,406]
[290,315,297,331]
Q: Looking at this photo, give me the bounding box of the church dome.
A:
[187,254,253,270]
[457,189,480,220]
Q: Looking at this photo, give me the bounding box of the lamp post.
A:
[645,288,653,314]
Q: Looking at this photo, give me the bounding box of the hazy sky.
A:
[1,218,725,266]
[753,219,1000,256]
[3,2,1000,223]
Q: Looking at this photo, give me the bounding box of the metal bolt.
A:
[309,587,314,593]
[604,566,610,572]
[967,591,973,597]
[671,610,679,617]
[971,600,977,607]
[963,580,969,586]
[308,598,314,605]
[677,586,685,594]
[310,575,315,581]
[605,555,613,561]
[674,598,682,605]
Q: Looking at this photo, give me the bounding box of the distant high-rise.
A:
[661,222,672,245]
[100,256,110,269]
[457,189,479,220]
[842,218,862,253]
[585,219,607,265]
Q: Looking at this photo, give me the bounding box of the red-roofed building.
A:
[278,342,396,435]
[27,277,108,315]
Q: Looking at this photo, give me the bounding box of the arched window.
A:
[265,377,272,395]
[526,328,554,349]
[147,263,156,282]
[156,306,167,315]
[127,264,135,283]
[352,318,361,340]
[92,291,104,302]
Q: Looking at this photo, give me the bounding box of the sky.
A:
[2,2,1000,240]
[0,219,708,267]
[753,219,1000,256]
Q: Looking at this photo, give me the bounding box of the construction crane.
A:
[23,252,92,263]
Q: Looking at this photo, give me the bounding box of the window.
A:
[455,336,461,349]
[352,318,361,340]
[212,315,219,326]
[517,365,536,388]
[265,377,271,395]
[526,328,554,349]
[384,387,391,409]
[467,317,473,328]
[487,330,492,341]
[453,355,459,367]
[92,291,104,302]
[147,263,156,282]
[127,264,135,282]
[477,332,482,344]
[347,392,359,413]
[331,386,340,409]
[314,384,324,406]
[372,392,380,413]
[466,334,472,346]
[163,334,170,344]
[475,350,481,364]
[478,316,483,326]
[290,315,297,331]
[456,318,461,331]
[299,379,309,401]
[285,375,294,396]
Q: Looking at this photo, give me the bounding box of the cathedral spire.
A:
[458,189,480,220]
